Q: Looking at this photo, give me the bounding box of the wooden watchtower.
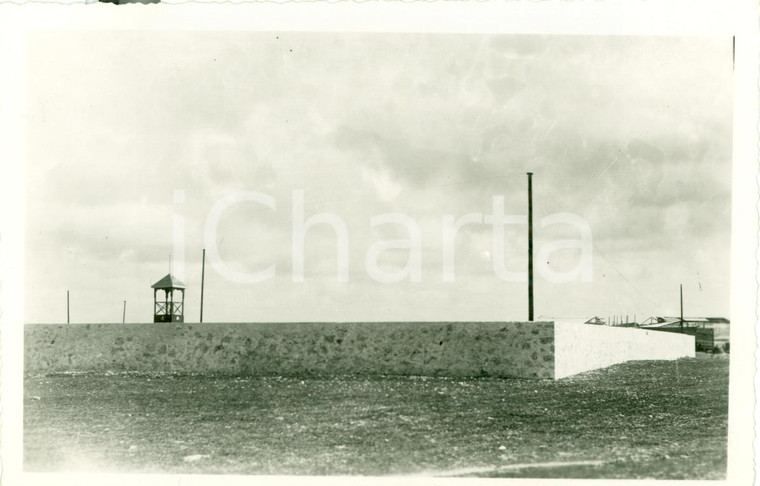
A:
[151,274,186,323]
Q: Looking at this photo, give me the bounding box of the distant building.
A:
[581,316,638,327]
[640,316,729,329]
[99,0,160,4]
[539,316,637,327]
[640,317,730,351]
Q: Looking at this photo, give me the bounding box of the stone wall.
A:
[25,321,695,380]
[553,322,696,379]
[25,321,556,379]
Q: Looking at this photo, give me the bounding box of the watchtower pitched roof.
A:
[151,273,187,290]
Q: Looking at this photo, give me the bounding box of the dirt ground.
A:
[24,353,728,478]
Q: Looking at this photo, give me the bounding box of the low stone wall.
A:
[25,321,696,380]
[553,322,696,379]
[25,321,556,379]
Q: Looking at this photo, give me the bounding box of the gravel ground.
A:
[24,353,728,478]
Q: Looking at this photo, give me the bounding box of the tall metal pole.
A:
[527,172,534,322]
[122,300,126,324]
[200,248,206,323]
[67,290,70,324]
[680,284,684,333]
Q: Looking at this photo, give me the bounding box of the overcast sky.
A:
[25,32,733,324]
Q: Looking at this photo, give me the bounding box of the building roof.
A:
[640,316,730,328]
[640,319,680,328]
[151,274,186,290]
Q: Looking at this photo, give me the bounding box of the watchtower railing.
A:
[154,302,183,315]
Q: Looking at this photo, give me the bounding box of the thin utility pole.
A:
[680,284,684,333]
[527,172,534,322]
[67,290,70,324]
[200,248,206,323]
[122,300,127,324]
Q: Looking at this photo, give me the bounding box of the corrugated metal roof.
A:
[641,316,730,326]
[151,274,186,289]
[640,320,680,328]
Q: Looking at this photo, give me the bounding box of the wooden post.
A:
[66,290,70,324]
[122,300,126,324]
[200,248,206,323]
[680,284,684,333]
[527,172,534,322]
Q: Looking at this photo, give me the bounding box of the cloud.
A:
[24,32,733,323]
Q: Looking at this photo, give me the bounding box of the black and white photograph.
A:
[0,2,757,485]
